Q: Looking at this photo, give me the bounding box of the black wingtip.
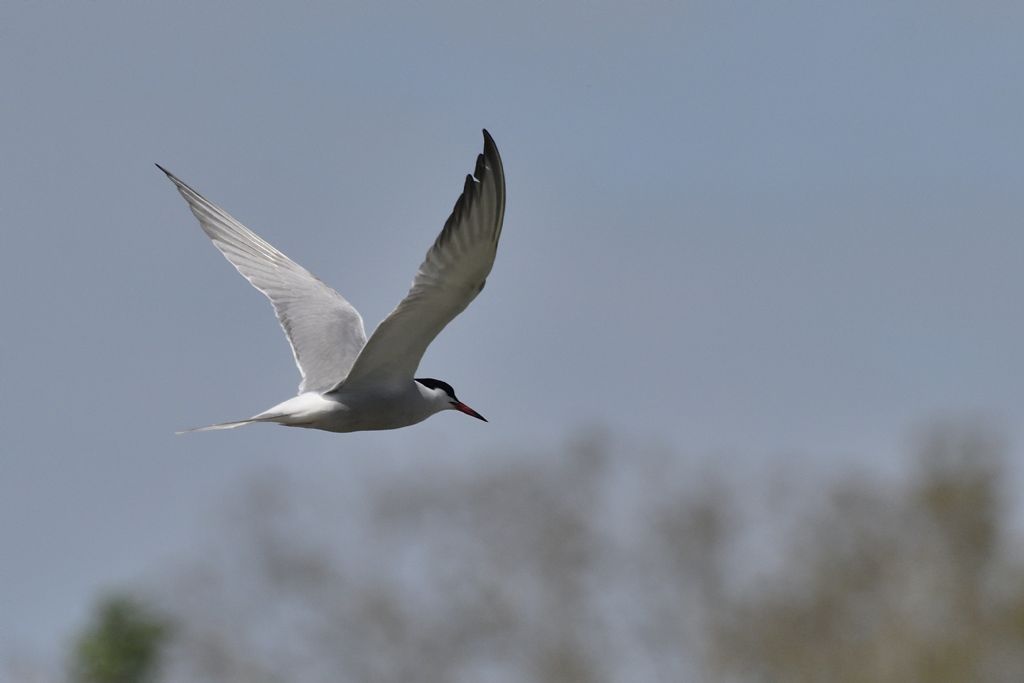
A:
[479,129,502,174]
[155,163,176,181]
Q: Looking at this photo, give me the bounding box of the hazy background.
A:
[2,0,1022,678]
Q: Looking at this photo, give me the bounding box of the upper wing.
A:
[158,165,367,394]
[339,130,506,389]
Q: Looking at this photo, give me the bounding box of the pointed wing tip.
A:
[480,129,503,177]
[155,164,204,200]
[155,163,183,187]
[481,129,497,154]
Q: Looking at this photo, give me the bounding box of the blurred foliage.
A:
[29,422,1024,682]
[69,595,170,683]
[708,424,1024,683]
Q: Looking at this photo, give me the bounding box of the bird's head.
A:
[415,378,487,422]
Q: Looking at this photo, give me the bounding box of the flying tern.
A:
[159,130,505,433]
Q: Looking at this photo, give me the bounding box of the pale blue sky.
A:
[2,0,1022,657]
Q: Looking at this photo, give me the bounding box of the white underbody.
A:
[249,382,445,433]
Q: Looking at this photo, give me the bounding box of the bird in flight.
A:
[159,130,505,433]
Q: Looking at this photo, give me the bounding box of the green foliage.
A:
[70,595,171,683]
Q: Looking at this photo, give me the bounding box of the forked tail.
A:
[176,419,257,434]
[177,395,328,435]
[176,413,288,435]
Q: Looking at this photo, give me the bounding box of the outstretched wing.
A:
[340,130,505,389]
[159,165,367,393]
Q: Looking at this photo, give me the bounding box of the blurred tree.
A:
[58,423,1024,683]
[70,595,171,683]
[707,423,1024,683]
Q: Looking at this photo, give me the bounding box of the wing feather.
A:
[159,166,367,393]
[339,130,505,388]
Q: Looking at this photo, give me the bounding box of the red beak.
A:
[453,401,487,422]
